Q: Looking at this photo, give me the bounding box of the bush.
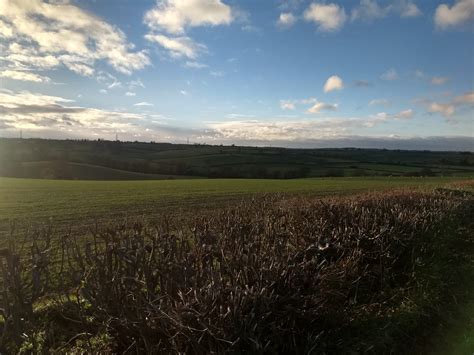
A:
[0,191,472,353]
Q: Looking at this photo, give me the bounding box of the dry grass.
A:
[0,189,472,353]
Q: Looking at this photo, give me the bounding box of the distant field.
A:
[20,161,200,180]
[0,176,471,235]
[2,138,473,180]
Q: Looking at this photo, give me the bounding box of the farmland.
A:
[0,176,469,235]
[1,138,474,180]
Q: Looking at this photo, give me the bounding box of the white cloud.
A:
[96,71,123,91]
[207,111,415,141]
[3,43,61,70]
[180,90,188,95]
[435,0,474,29]
[210,70,224,77]
[144,0,233,34]
[400,1,422,17]
[99,89,107,94]
[144,1,235,61]
[1,91,468,149]
[145,34,207,59]
[307,102,338,113]
[418,91,474,121]
[0,90,170,139]
[351,0,421,22]
[396,109,414,119]
[280,100,296,110]
[454,92,474,104]
[299,97,319,104]
[279,97,318,110]
[184,61,209,69]
[64,62,95,77]
[0,91,73,107]
[369,98,391,106]
[0,19,14,38]
[108,81,123,90]
[206,119,349,140]
[380,68,398,81]
[126,92,136,97]
[134,102,154,107]
[431,76,450,85]
[324,75,344,93]
[279,0,305,11]
[429,102,455,118]
[351,0,386,21]
[128,79,145,90]
[277,12,297,27]
[280,97,336,113]
[304,3,347,32]
[0,0,149,76]
[368,109,414,126]
[0,69,51,83]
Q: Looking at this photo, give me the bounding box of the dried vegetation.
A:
[0,189,472,353]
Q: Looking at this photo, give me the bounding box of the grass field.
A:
[0,176,470,236]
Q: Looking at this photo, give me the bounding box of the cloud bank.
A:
[144,0,234,60]
[0,0,149,78]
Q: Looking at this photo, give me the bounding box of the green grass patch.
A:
[0,177,469,234]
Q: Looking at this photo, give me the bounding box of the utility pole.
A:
[115,131,118,142]
[20,129,23,139]
[187,137,189,144]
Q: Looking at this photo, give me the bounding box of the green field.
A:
[2,138,473,180]
[19,161,201,180]
[0,176,470,235]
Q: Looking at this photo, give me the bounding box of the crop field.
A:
[1,175,473,353]
[0,176,469,234]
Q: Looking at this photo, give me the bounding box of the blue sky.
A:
[0,0,473,149]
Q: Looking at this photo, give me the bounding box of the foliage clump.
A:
[0,190,472,353]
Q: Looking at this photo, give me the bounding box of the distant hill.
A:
[1,138,473,180]
[18,161,199,180]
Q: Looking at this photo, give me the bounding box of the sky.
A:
[0,0,473,150]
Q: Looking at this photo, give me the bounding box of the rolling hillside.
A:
[19,161,200,180]
[1,138,473,180]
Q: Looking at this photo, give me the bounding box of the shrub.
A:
[0,190,472,353]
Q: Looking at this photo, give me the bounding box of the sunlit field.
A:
[0,176,468,232]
